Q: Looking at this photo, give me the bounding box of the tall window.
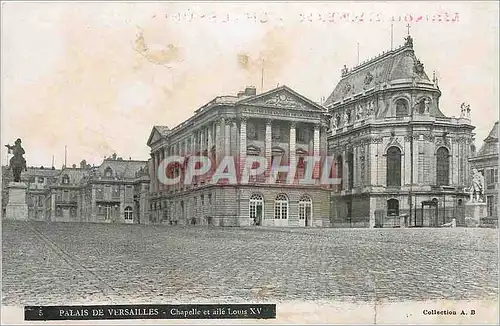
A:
[436,147,450,186]
[387,199,399,216]
[298,195,312,220]
[274,194,288,219]
[347,152,354,189]
[249,193,264,221]
[336,155,343,189]
[386,146,402,187]
[124,206,133,220]
[395,99,409,116]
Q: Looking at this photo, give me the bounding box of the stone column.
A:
[225,119,231,156]
[404,136,411,185]
[412,136,419,185]
[215,120,222,164]
[265,119,272,177]
[313,124,320,180]
[289,122,297,182]
[342,149,348,191]
[207,124,213,154]
[240,117,248,174]
[230,120,238,155]
[353,146,358,187]
[452,139,459,185]
[200,127,205,154]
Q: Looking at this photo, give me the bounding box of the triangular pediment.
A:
[147,127,164,147]
[238,85,326,112]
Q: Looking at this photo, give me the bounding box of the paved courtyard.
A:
[2,220,498,306]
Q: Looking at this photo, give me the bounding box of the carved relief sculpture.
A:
[423,98,431,114]
[247,122,257,140]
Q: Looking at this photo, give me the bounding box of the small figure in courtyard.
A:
[5,138,27,182]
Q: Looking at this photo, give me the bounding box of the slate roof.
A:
[96,159,148,179]
[477,121,499,157]
[325,37,434,107]
[56,167,90,185]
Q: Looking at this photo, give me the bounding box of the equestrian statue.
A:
[5,138,27,182]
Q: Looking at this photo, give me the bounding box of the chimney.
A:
[244,86,256,96]
[112,153,117,160]
[237,91,245,97]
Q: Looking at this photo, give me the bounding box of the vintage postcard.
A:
[1,1,499,324]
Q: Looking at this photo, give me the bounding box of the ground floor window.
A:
[487,195,497,217]
[387,199,399,216]
[274,194,288,219]
[249,193,264,224]
[298,195,312,220]
[124,206,133,220]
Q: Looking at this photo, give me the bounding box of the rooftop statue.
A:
[5,138,27,182]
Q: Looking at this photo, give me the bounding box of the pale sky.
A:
[1,1,498,167]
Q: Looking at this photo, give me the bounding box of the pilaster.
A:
[289,122,297,182]
[265,119,272,177]
[240,117,248,174]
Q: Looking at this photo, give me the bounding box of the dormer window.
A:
[104,167,113,177]
[62,175,70,184]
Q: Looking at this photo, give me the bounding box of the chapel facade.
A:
[325,35,476,227]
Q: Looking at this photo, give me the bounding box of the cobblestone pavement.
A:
[2,221,498,305]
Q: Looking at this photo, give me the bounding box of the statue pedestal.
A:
[5,182,28,220]
[464,200,487,227]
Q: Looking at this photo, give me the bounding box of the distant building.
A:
[324,35,475,228]
[2,154,150,224]
[469,122,499,222]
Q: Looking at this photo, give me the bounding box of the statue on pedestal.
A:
[5,138,27,182]
[470,168,485,202]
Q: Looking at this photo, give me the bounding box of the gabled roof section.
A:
[324,36,431,106]
[147,125,170,147]
[237,85,327,112]
[477,121,499,157]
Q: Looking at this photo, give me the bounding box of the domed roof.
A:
[324,37,431,106]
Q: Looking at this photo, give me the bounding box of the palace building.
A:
[325,35,475,228]
[147,85,331,227]
[146,35,479,228]
[2,155,150,224]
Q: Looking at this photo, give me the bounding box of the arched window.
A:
[274,194,288,220]
[387,199,399,216]
[386,146,402,187]
[395,99,409,116]
[104,167,113,177]
[347,152,354,189]
[125,206,133,221]
[336,155,343,189]
[298,195,312,221]
[436,147,450,186]
[62,174,70,184]
[249,193,264,225]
